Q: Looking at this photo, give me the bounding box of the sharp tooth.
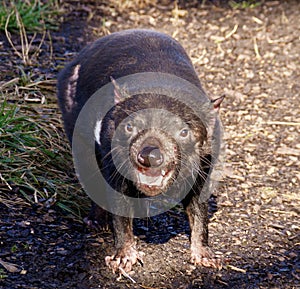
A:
[161,170,166,176]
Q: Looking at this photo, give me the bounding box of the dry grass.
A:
[0,0,60,32]
[2,0,58,66]
[0,1,88,219]
[0,100,90,219]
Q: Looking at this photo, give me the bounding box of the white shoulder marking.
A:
[65,64,80,112]
[94,119,102,145]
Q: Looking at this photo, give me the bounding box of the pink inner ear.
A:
[110,76,122,104]
[212,95,225,111]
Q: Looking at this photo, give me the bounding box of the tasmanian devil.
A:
[57,29,224,273]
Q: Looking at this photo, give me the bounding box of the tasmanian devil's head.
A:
[97,91,211,198]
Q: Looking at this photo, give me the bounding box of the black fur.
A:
[57,29,221,273]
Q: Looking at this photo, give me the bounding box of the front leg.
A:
[105,215,142,273]
[183,193,221,269]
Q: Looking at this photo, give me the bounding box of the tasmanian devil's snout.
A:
[57,29,224,274]
[127,126,180,197]
[137,144,164,168]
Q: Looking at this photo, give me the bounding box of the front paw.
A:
[105,243,144,273]
[191,246,222,269]
[84,204,111,231]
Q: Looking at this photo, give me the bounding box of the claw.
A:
[191,246,223,270]
[105,245,144,274]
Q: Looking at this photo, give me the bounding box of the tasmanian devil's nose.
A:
[138,146,163,167]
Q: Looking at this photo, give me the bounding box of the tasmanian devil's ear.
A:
[110,76,130,105]
[211,95,225,112]
[110,76,122,104]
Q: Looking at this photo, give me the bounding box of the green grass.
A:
[0,268,8,279]
[229,0,261,9]
[0,0,60,32]
[0,100,89,220]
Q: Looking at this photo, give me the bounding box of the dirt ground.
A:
[0,1,299,288]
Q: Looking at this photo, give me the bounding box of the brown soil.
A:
[0,1,299,288]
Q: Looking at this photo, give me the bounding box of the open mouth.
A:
[136,168,173,196]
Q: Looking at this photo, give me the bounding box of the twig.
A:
[0,258,19,273]
[264,121,300,126]
[0,173,13,190]
[253,37,261,59]
[264,209,298,216]
[5,12,23,60]
[118,267,136,283]
[227,264,247,273]
[32,28,47,60]
[0,78,20,90]
[18,79,56,89]
[15,6,30,64]
[225,24,238,39]
[252,16,263,25]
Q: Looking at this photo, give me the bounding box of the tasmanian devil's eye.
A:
[179,128,189,138]
[125,123,133,133]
